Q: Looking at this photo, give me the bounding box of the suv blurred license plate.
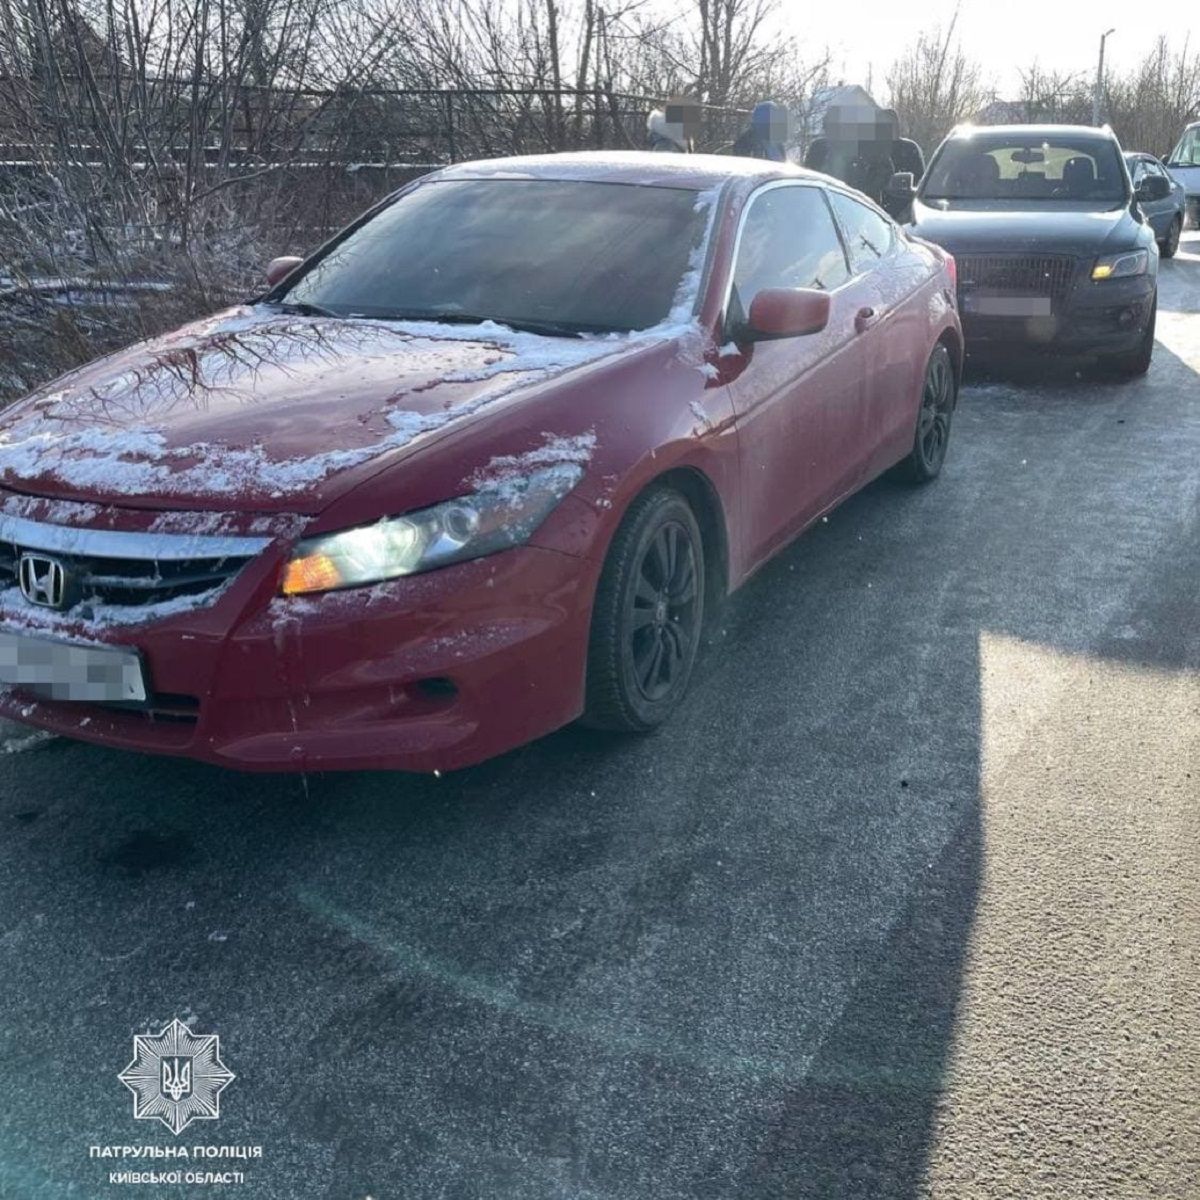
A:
[969,295,1052,317]
[0,630,146,702]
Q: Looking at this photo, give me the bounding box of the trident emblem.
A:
[160,1056,193,1101]
[120,1019,234,1135]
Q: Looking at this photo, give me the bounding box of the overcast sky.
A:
[778,0,1199,99]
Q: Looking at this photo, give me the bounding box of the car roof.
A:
[428,151,820,190]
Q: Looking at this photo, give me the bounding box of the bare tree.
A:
[1105,36,1200,155]
[884,10,988,154]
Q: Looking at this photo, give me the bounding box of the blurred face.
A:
[664,97,701,144]
[754,107,792,143]
[825,100,879,148]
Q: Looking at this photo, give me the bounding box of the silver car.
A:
[1164,122,1200,232]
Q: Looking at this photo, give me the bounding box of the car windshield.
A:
[277,178,709,334]
[922,135,1127,204]
[1166,127,1200,166]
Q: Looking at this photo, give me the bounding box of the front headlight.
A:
[1091,249,1149,280]
[281,465,583,595]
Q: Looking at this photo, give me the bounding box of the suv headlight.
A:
[1092,249,1149,280]
[281,466,582,595]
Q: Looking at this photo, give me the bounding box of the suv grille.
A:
[0,513,271,611]
[956,254,1076,308]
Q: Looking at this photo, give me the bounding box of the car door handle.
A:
[855,307,878,333]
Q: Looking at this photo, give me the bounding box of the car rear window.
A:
[923,136,1127,204]
[279,179,711,334]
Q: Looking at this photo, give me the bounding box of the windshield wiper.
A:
[266,299,341,318]
[378,310,606,338]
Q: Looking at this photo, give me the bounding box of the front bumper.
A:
[959,274,1155,356]
[0,544,598,773]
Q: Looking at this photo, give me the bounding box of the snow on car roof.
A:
[947,124,1119,141]
[431,150,812,190]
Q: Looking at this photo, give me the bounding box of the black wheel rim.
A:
[918,352,953,466]
[626,520,699,703]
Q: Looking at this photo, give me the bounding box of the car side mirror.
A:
[887,171,916,196]
[1135,175,1171,202]
[743,288,831,341]
[265,255,304,287]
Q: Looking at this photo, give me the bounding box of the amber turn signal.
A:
[282,553,343,595]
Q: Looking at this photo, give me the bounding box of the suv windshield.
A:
[1167,126,1200,167]
[922,135,1127,205]
[278,179,709,334]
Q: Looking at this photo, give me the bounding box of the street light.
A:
[1093,28,1115,126]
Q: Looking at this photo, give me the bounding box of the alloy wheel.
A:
[1166,217,1182,257]
[626,520,700,703]
[917,349,954,469]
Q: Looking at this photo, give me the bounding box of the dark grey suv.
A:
[899,125,1160,377]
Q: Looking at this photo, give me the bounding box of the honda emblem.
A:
[18,554,69,609]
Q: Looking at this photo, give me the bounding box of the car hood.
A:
[1166,163,1200,193]
[0,306,663,513]
[909,199,1137,255]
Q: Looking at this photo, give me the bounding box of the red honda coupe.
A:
[0,153,960,772]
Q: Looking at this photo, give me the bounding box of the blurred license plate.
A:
[0,630,146,702]
[969,295,1052,317]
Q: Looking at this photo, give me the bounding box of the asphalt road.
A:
[1,239,1198,1200]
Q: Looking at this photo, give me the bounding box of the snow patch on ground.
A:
[0,723,55,754]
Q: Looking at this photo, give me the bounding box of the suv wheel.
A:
[1099,293,1156,379]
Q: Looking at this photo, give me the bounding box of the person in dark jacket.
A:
[803,100,925,217]
[732,101,791,161]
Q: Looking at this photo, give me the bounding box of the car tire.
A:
[1099,293,1156,379]
[1159,216,1182,259]
[582,487,705,733]
[892,342,957,484]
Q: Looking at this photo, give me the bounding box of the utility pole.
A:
[1093,28,1115,125]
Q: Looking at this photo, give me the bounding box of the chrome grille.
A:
[0,513,270,610]
[956,254,1076,307]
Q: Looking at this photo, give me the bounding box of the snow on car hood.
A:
[0,306,698,512]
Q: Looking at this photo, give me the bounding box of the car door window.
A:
[729,186,850,327]
[1130,158,1148,185]
[827,191,896,275]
